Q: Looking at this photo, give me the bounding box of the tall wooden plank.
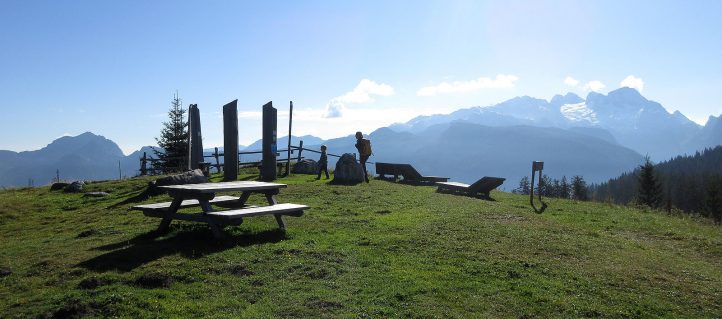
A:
[223,100,239,181]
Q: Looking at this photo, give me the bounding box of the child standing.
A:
[316,145,329,179]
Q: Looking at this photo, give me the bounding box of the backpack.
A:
[360,139,372,156]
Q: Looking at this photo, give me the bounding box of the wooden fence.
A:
[140,140,368,176]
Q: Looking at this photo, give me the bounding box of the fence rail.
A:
[139,140,373,176]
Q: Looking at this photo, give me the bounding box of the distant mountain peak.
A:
[550,92,583,106]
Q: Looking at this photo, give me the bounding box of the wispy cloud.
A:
[584,80,606,92]
[416,74,518,96]
[564,76,579,87]
[323,79,394,118]
[620,75,644,91]
[323,100,345,118]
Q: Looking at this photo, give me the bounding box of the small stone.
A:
[0,267,11,277]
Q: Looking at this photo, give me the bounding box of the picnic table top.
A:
[158,181,288,194]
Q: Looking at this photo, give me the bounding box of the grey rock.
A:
[148,169,209,195]
[50,182,69,191]
[292,159,318,174]
[332,153,365,185]
[0,267,11,277]
[64,181,85,193]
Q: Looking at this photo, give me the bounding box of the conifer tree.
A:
[637,156,663,208]
[515,176,531,195]
[706,176,722,225]
[571,175,588,201]
[560,176,571,199]
[154,92,188,173]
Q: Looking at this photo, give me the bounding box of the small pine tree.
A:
[540,174,554,197]
[706,176,722,225]
[155,92,189,173]
[515,176,531,195]
[560,176,571,199]
[637,156,663,208]
[571,175,588,201]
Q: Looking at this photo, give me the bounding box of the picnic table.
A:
[132,181,308,238]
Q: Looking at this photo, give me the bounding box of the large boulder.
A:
[63,181,85,193]
[147,169,208,195]
[292,159,318,175]
[332,153,365,185]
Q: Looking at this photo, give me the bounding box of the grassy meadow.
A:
[0,172,720,318]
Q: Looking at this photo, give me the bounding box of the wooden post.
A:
[188,104,204,170]
[285,101,293,176]
[261,101,277,181]
[223,100,239,181]
[214,147,221,173]
[140,152,148,176]
[297,140,303,162]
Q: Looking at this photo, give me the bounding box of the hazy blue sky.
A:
[2,0,721,153]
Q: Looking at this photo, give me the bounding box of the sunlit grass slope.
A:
[0,173,720,318]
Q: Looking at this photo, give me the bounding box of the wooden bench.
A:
[130,195,244,214]
[206,203,308,222]
[396,164,449,184]
[436,176,505,199]
[375,162,400,180]
[375,162,449,184]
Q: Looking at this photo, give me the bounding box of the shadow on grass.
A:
[78,227,287,272]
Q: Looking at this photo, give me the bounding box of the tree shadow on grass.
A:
[77,227,287,273]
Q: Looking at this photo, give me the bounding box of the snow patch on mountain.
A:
[560,102,598,124]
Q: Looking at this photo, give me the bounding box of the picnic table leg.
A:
[238,191,252,206]
[199,198,226,239]
[264,191,286,229]
[158,197,183,233]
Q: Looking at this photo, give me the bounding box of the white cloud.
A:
[564,76,579,87]
[322,79,394,118]
[336,79,395,104]
[237,111,262,119]
[584,80,606,92]
[417,74,518,96]
[620,75,644,91]
[323,99,345,118]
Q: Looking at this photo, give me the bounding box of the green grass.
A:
[0,173,720,318]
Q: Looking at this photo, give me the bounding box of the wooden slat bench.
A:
[206,203,308,221]
[436,176,505,199]
[130,195,244,213]
[375,162,449,184]
[396,164,449,184]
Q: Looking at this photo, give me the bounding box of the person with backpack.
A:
[354,131,372,183]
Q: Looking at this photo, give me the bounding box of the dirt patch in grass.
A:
[78,276,110,289]
[76,229,100,238]
[211,264,255,276]
[133,272,173,288]
[305,298,343,310]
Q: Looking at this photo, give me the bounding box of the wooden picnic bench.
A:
[436,176,506,199]
[131,181,308,239]
[376,162,449,184]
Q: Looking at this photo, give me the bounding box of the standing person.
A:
[354,131,372,183]
[316,145,330,180]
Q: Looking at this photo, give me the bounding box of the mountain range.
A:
[390,87,721,161]
[1,88,718,188]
